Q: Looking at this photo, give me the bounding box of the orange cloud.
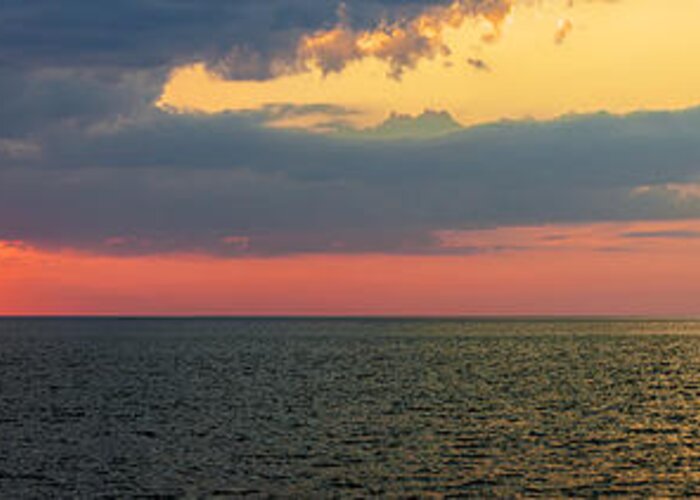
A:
[297,0,513,78]
[161,0,700,131]
[554,18,573,44]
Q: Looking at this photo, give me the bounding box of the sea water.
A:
[1,318,700,497]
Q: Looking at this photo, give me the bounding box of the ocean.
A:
[1,318,700,497]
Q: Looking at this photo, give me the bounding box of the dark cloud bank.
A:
[1,0,700,256]
[2,90,700,255]
[0,0,457,74]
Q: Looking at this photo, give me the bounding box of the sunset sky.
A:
[2,0,700,315]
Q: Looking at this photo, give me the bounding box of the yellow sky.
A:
[158,0,700,129]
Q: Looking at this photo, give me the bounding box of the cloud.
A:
[666,183,700,199]
[637,183,700,200]
[0,0,326,70]
[0,67,164,138]
[435,221,700,254]
[335,110,463,140]
[467,57,491,71]
[2,95,700,256]
[621,230,700,239]
[0,0,621,88]
[0,0,490,76]
[294,0,512,79]
[252,103,361,132]
[0,0,698,257]
[0,139,41,160]
[554,18,573,44]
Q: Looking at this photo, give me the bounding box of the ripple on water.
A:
[1,318,700,496]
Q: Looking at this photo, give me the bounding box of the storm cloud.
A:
[0,0,469,74]
[2,92,700,255]
[2,0,699,257]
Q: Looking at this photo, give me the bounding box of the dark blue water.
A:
[2,318,700,497]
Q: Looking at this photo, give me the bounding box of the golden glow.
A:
[297,0,512,78]
[159,0,700,129]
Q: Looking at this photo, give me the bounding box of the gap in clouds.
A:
[157,0,700,131]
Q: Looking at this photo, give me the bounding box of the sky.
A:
[2,0,700,316]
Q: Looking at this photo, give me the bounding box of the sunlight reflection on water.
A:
[1,318,700,496]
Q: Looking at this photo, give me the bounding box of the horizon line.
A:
[1,314,698,321]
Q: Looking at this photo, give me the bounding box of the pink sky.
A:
[3,220,699,316]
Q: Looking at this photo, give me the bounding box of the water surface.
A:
[1,318,700,497]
